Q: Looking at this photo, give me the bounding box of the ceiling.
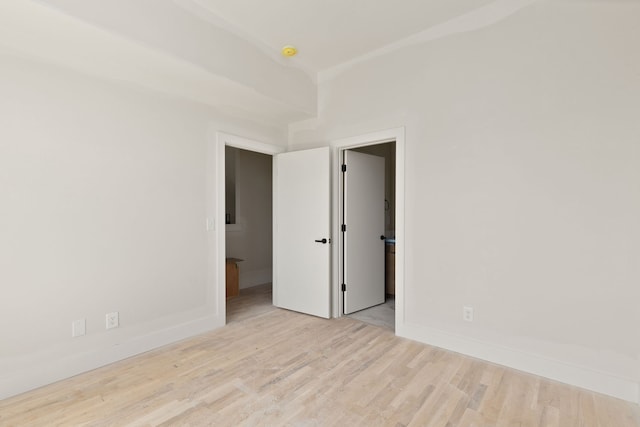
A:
[0,0,315,129]
[2,0,536,128]
[182,0,497,73]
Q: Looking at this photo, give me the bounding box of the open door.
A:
[343,150,385,314]
[273,147,331,318]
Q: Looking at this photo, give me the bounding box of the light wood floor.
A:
[1,285,638,426]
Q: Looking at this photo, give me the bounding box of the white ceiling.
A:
[184,0,497,73]
[2,0,538,127]
[0,0,314,128]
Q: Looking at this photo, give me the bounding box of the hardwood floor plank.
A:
[1,284,638,426]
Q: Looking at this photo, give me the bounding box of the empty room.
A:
[1,0,639,425]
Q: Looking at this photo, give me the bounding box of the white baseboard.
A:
[0,313,224,400]
[239,268,272,289]
[397,322,640,404]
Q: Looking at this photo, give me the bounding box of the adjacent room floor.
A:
[226,282,275,324]
[347,297,395,330]
[1,291,638,426]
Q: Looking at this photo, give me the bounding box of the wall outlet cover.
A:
[463,306,474,322]
[72,319,86,337]
[106,312,119,330]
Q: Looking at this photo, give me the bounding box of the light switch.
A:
[72,319,86,337]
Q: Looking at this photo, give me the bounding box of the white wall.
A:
[226,149,273,288]
[0,52,284,399]
[290,1,640,402]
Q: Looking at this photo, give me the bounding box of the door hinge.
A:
[341,284,346,292]
[341,164,347,172]
[341,224,346,232]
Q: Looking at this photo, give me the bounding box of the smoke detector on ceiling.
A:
[281,45,297,57]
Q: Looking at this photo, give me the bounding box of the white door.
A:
[273,147,331,318]
[343,150,385,314]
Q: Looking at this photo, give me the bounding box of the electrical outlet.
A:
[72,319,86,337]
[463,306,474,322]
[106,312,119,330]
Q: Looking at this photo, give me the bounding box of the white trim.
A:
[0,313,222,400]
[215,132,284,321]
[397,322,640,404]
[219,133,285,156]
[330,127,405,326]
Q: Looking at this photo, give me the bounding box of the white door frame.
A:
[214,132,284,323]
[331,127,405,330]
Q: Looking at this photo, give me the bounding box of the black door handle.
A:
[380,235,386,240]
[315,238,328,244]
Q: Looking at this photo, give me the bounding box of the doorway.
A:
[224,146,274,322]
[215,133,285,325]
[342,142,396,330]
[331,126,405,333]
